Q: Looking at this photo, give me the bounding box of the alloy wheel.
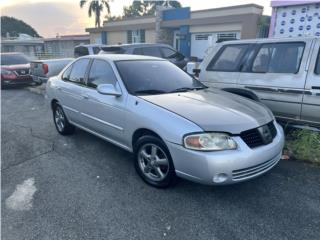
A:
[54,107,65,132]
[138,143,169,182]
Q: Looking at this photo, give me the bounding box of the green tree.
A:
[80,0,111,27]
[123,0,181,18]
[1,16,41,38]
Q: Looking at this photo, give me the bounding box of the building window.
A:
[195,34,210,40]
[127,30,145,44]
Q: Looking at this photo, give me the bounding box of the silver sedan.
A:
[46,54,285,188]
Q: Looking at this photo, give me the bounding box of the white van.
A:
[195,37,320,128]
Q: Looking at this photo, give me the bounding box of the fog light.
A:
[213,173,228,183]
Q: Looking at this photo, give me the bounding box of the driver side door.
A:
[80,59,128,148]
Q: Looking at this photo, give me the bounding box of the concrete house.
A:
[86,4,266,59]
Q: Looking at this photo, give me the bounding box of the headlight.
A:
[183,133,237,151]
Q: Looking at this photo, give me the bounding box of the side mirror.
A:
[97,83,122,97]
[186,62,196,75]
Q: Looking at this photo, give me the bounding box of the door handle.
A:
[81,94,89,100]
[311,86,320,90]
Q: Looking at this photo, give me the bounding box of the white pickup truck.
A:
[30,44,106,84]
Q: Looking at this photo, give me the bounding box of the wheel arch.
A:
[51,99,59,110]
[132,128,164,150]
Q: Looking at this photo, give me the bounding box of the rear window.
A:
[100,47,124,54]
[141,47,162,58]
[206,44,249,72]
[1,54,29,65]
[252,42,305,74]
[74,46,89,58]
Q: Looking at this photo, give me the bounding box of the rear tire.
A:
[134,135,176,188]
[52,103,75,135]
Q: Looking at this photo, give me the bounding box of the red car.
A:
[1,52,34,88]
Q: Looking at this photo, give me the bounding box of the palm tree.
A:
[80,0,111,28]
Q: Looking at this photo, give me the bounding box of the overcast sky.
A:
[1,0,272,37]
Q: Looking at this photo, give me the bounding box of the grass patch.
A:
[285,129,320,165]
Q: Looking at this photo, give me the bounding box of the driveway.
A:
[1,88,320,240]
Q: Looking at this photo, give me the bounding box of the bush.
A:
[285,129,320,165]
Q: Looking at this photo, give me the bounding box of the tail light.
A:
[42,64,49,74]
[1,69,17,80]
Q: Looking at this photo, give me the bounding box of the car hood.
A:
[139,88,274,134]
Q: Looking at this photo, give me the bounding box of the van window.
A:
[93,47,101,54]
[315,49,320,75]
[206,44,249,72]
[252,42,305,74]
[133,48,143,55]
[74,46,89,58]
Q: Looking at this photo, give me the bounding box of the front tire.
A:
[52,103,75,135]
[134,135,176,188]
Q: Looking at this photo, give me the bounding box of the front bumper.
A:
[166,122,285,185]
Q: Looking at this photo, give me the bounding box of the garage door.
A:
[191,33,213,59]
[191,32,240,59]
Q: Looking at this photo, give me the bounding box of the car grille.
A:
[15,69,30,76]
[240,121,277,148]
[232,156,279,181]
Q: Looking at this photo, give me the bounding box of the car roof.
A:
[219,36,318,45]
[82,54,165,62]
[75,44,108,48]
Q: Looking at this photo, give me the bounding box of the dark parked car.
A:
[99,43,188,69]
[1,52,34,87]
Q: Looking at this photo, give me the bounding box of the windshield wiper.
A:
[169,86,208,93]
[134,89,167,95]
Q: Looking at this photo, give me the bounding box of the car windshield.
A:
[1,54,30,65]
[115,60,206,95]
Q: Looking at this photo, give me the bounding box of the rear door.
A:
[200,43,252,89]
[57,58,90,124]
[238,39,312,121]
[301,39,320,126]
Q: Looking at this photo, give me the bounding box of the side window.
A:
[133,48,143,55]
[69,59,90,83]
[62,65,72,81]
[142,47,162,57]
[87,59,117,88]
[252,42,305,74]
[315,49,320,75]
[207,44,249,72]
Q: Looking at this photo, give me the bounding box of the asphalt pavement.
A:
[1,88,320,240]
